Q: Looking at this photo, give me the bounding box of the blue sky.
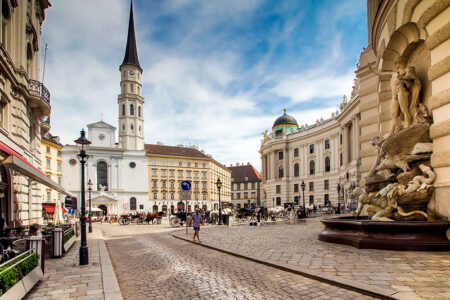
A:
[41,0,367,170]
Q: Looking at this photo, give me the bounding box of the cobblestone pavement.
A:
[101,224,375,300]
[174,217,450,300]
[25,230,104,300]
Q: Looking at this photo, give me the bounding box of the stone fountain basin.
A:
[318,216,450,251]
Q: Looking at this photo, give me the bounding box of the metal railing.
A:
[28,79,50,104]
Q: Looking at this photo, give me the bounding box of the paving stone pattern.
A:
[173,217,450,300]
[25,230,105,300]
[102,226,374,300]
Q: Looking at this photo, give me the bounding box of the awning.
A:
[90,207,104,213]
[0,141,71,196]
[42,203,55,214]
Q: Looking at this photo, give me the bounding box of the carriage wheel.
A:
[124,218,130,225]
[169,217,180,228]
[118,217,125,225]
[136,218,143,225]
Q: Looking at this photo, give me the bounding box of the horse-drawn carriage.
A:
[118,212,161,225]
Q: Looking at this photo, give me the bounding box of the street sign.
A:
[181,180,191,191]
[68,208,75,215]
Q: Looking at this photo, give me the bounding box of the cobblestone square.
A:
[173,216,450,300]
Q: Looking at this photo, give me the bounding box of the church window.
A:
[122,104,125,116]
[130,84,134,93]
[138,106,141,117]
[130,104,134,116]
[325,157,331,172]
[139,125,141,132]
[130,197,137,210]
[130,124,134,130]
[122,123,125,131]
[97,161,108,191]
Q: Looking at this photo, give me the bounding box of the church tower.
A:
[118,1,144,151]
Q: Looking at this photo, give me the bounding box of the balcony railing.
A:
[28,79,50,104]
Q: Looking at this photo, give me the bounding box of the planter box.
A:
[0,266,43,300]
[63,235,76,253]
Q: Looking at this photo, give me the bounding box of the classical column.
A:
[343,124,350,165]
[272,152,277,180]
[353,114,360,161]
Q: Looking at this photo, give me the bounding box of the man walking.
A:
[191,207,204,243]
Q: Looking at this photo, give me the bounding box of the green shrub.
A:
[19,254,39,276]
[0,265,19,295]
[0,252,39,295]
[63,228,75,244]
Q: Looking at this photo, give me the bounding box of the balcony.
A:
[28,79,51,115]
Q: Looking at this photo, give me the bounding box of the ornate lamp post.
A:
[75,129,91,265]
[301,180,306,218]
[336,183,341,214]
[88,179,93,233]
[215,177,223,225]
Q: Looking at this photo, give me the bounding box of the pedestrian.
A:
[190,207,204,243]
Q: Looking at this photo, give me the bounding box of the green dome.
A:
[272,108,298,131]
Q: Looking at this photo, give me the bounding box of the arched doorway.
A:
[152,205,158,213]
[162,205,167,215]
[98,205,107,216]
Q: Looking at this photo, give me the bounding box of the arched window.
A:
[122,104,125,116]
[131,124,134,130]
[97,161,108,191]
[138,106,141,117]
[294,163,299,177]
[278,166,284,178]
[325,157,331,172]
[130,104,134,116]
[130,197,136,210]
[309,160,315,175]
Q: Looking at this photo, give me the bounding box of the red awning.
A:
[62,206,67,213]
[0,141,71,195]
[42,203,55,214]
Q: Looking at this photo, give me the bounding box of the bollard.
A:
[27,236,46,273]
[52,228,63,257]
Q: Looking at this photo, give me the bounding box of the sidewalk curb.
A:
[98,231,123,300]
[172,233,397,300]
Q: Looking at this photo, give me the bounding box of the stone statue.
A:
[370,58,422,136]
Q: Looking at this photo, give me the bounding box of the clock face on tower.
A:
[128,70,135,77]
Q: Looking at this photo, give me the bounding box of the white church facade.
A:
[61,2,148,216]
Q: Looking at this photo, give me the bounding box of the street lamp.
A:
[301,180,306,218]
[88,179,93,233]
[215,177,223,225]
[74,129,91,265]
[336,183,341,214]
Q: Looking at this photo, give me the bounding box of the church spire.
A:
[122,0,141,71]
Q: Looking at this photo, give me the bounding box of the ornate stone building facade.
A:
[0,1,66,226]
[358,0,450,219]
[261,97,360,208]
[147,144,232,214]
[40,132,62,203]
[229,163,261,209]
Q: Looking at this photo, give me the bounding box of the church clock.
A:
[128,70,135,77]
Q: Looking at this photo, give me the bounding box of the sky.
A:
[40,0,367,170]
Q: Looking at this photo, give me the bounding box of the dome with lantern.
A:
[272,108,298,133]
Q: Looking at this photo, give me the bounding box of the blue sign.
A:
[68,208,75,215]
[181,180,191,191]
